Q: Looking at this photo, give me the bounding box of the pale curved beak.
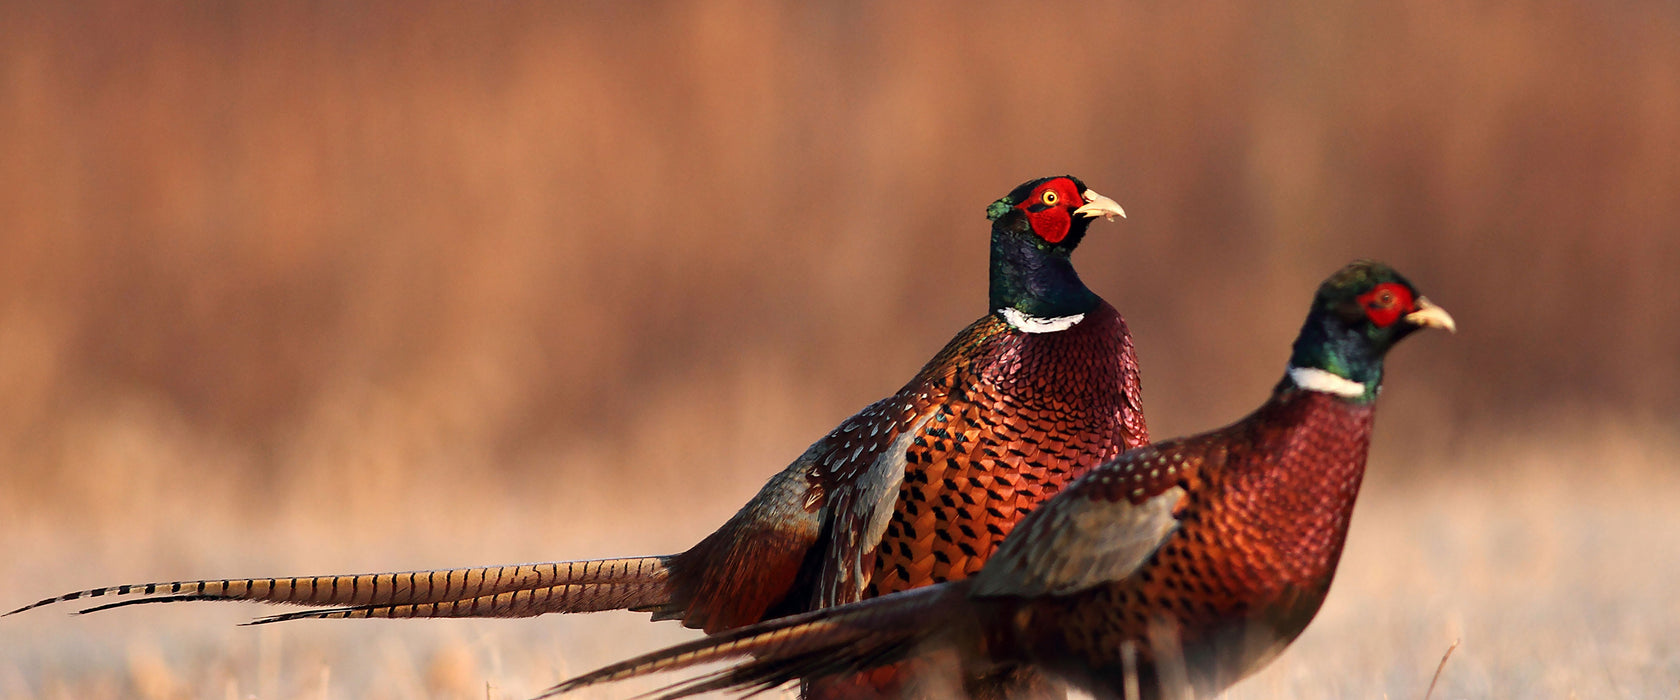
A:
[1404,297,1456,333]
[1074,189,1126,222]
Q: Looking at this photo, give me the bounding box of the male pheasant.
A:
[543,260,1455,700]
[9,177,1144,691]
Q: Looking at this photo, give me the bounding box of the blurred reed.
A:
[1,1,1676,522]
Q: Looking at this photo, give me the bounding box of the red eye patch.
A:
[1016,178,1083,243]
[1356,282,1414,327]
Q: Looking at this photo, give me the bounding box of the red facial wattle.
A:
[1016,178,1085,244]
[1025,205,1073,243]
[1357,282,1414,328]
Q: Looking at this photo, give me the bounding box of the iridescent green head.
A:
[1285,260,1456,402]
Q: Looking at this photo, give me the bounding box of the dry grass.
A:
[4,420,1678,699]
[1,1,1677,698]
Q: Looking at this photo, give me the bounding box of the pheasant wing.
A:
[806,399,939,609]
[970,440,1203,598]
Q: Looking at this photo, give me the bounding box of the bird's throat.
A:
[989,233,1097,319]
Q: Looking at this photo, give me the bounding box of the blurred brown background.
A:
[1,2,1677,699]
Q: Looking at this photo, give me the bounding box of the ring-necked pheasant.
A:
[9,177,1145,690]
[542,260,1455,700]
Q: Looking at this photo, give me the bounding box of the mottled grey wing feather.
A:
[811,405,937,608]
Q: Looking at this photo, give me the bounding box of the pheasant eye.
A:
[1041,190,1059,206]
[1356,283,1411,327]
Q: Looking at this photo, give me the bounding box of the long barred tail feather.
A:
[539,584,966,700]
[4,557,673,622]
[242,576,672,625]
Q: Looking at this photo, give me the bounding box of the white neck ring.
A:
[1288,366,1366,398]
[999,308,1084,334]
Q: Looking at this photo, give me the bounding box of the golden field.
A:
[1,2,1676,698]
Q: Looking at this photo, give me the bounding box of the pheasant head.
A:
[1284,260,1456,403]
[986,176,1127,324]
